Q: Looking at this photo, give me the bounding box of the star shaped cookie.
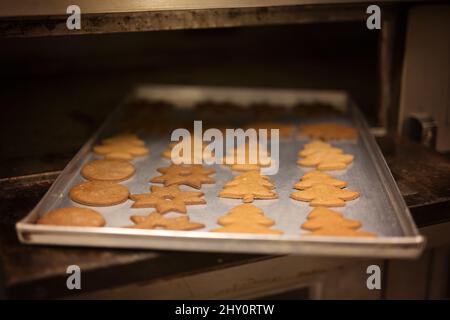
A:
[150,164,215,189]
[130,185,206,213]
[127,212,204,230]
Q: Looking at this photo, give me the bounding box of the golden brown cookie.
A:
[93,144,149,158]
[162,138,213,164]
[305,229,376,237]
[82,159,135,182]
[211,204,283,235]
[307,206,343,219]
[245,122,295,138]
[293,171,347,189]
[297,149,354,170]
[301,207,375,237]
[224,171,275,189]
[70,181,129,206]
[298,123,358,141]
[302,215,362,230]
[130,185,206,213]
[291,183,359,207]
[298,140,343,159]
[104,152,134,161]
[219,172,277,203]
[150,164,215,189]
[128,212,204,231]
[94,133,149,160]
[102,133,145,146]
[37,207,105,227]
[303,140,333,150]
[212,225,283,235]
[224,143,272,172]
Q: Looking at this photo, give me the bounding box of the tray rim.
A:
[16,84,426,259]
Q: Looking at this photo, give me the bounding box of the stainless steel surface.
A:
[0,2,417,37]
[0,0,415,18]
[0,5,371,37]
[16,85,424,258]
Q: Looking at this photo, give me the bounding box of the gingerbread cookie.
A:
[301,207,375,237]
[305,229,376,237]
[162,138,213,164]
[82,159,135,182]
[130,185,206,213]
[128,212,204,230]
[245,122,295,138]
[291,183,359,207]
[151,164,215,189]
[302,215,361,231]
[223,143,272,172]
[94,133,149,160]
[219,172,277,203]
[94,144,149,160]
[303,140,333,150]
[224,171,275,189]
[211,204,283,235]
[297,148,354,170]
[298,140,342,158]
[37,207,105,227]
[294,171,347,189]
[306,206,344,219]
[102,133,145,146]
[70,181,129,206]
[299,123,358,141]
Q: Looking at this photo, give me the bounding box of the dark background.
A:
[0,22,379,178]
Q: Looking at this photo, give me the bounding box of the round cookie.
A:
[102,133,145,146]
[105,152,134,161]
[70,181,129,206]
[37,207,105,227]
[81,159,135,182]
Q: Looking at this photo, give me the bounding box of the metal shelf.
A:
[0,1,414,18]
[0,1,419,37]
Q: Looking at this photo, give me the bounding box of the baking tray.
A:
[16,85,425,258]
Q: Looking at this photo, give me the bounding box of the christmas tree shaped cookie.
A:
[297,139,354,170]
[301,207,376,237]
[297,148,354,170]
[298,141,343,158]
[293,171,347,189]
[291,183,359,207]
[219,172,277,203]
[298,123,358,141]
[211,204,283,235]
[224,143,272,172]
[224,171,275,189]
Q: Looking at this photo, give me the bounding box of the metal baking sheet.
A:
[16,85,425,258]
